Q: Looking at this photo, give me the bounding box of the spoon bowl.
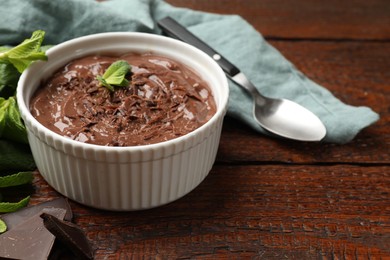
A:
[231,72,327,141]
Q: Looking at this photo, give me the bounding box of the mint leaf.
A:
[7,53,46,73]
[0,96,28,144]
[0,171,33,188]
[97,60,130,91]
[96,75,114,92]
[0,196,30,213]
[0,140,35,172]
[0,62,20,96]
[0,62,19,86]
[0,46,11,52]
[0,219,6,233]
[6,30,45,57]
[0,30,47,73]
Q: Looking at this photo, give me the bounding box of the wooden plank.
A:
[217,117,388,165]
[166,0,390,40]
[29,165,389,259]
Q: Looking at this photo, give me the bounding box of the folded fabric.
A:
[0,0,379,143]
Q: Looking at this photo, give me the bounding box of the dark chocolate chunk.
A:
[41,213,94,260]
[0,208,66,260]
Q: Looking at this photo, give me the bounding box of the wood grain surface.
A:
[166,0,390,40]
[7,0,390,259]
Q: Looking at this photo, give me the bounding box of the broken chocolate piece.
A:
[0,208,66,260]
[41,213,94,260]
[1,197,72,230]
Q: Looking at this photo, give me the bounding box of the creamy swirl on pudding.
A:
[30,53,216,146]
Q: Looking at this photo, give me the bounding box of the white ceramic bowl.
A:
[17,32,229,211]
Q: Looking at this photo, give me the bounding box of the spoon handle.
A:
[158,17,240,77]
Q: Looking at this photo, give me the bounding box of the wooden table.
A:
[24,0,390,258]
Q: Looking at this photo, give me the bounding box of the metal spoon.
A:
[158,17,327,141]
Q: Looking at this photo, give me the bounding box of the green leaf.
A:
[0,96,28,143]
[0,62,20,97]
[97,60,130,91]
[102,60,130,84]
[0,196,30,213]
[0,140,35,172]
[0,62,20,86]
[6,30,45,58]
[0,46,11,52]
[7,52,47,73]
[0,171,33,188]
[0,30,47,73]
[96,75,114,92]
[0,219,6,233]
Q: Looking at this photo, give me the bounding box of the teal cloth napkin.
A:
[0,0,379,143]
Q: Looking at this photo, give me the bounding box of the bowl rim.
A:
[17,32,229,153]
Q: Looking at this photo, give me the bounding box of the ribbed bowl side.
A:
[27,115,224,211]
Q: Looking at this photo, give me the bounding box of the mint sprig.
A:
[0,30,47,225]
[96,60,131,91]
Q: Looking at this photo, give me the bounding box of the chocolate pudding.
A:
[30,53,216,146]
